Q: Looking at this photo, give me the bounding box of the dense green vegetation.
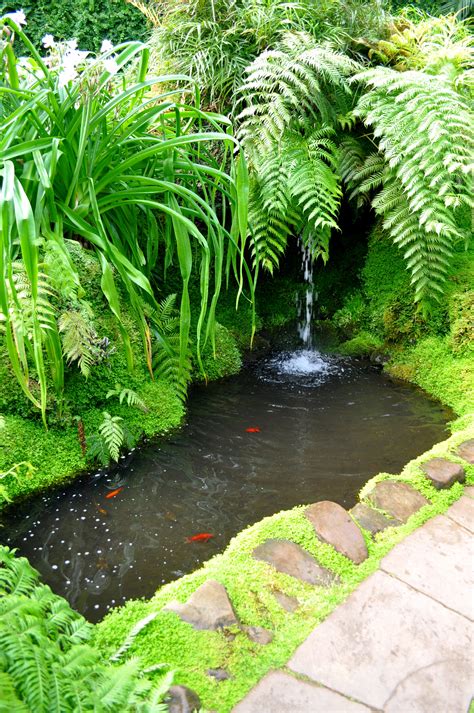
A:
[0,1,473,710]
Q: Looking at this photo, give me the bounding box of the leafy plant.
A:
[58,308,106,378]
[87,411,135,465]
[0,17,251,420]
[352,65,473,307]
[106,384,148,411]
[0,545,169,711]
[238,32,358,273]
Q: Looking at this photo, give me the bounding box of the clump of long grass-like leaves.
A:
[0,13,251,422]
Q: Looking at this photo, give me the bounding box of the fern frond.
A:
[354,67,474,306]
[58,310,97,378]
[98,412,125,463]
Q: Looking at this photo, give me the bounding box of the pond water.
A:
[2,346,451,622]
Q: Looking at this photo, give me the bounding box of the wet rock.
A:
[206,668,231,681]
[366,481,429,522]
[305,501,368,564]
[421,458,465,490]
[253,539,336,585]
[164,580,238,630]
[457,439,474,464]
[350,502,400,535]
[243,625,274,645]
[167,685,201,713]
[272,590,300,612]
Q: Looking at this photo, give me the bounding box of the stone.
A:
[167,685,201,713]
[243,625,273,645]
[252,539,336,586]
[206,668,231,681]
[445,495,474,533]
[384,658,474,713]
[305,501,368,564]
[233,671,372,712]
[421,458,465,489]
[164,580,238,630]
[381,513,474,619]
[288,570,473,710]
[457,438,474,464]
[349,502,400,535]
[272,590,299,612]
[464,486,474,499]
[366,480,429,522]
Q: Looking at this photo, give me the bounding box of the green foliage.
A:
[139,0,388,112]
[0,546,169,711]
[87,411,135,465]
[238,33,358,273]
[58,308,106,378]
[449,290,474,354]
[0,19,251,418]
[0,0,148,52]
[197,323,242,381]
[106,384,148,412]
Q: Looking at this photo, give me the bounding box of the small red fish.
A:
[245,427,260,433]
[105,487,123,499]
[185,533,214,543]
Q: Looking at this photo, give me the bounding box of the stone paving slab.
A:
[287,570,473,710]
[232,671,373,712]
[445,495,474,533]
[465,486,474,499]
[381,513,474,620]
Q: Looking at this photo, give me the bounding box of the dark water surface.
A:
[2,348,451,622]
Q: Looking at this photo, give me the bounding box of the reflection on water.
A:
[2,349,451,622]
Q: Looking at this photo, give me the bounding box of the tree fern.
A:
[354,66,474,306]
[238,32,359,158]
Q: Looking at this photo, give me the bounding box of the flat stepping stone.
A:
[350,502,400,535]
[445,495,474,533]
[305,501,368,564]
[288,570,473,710]
[421,458,465,489]
[233,670,371,712]
[252,539,336,586]
[366,480,428,522]
[164,580,238,630]
[243,625,273,645]
[457,438,474,464]
[206,668,231,681]
[272,590,300,612]
[381,513,474,619]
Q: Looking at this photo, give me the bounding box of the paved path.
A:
[234,491,474,713]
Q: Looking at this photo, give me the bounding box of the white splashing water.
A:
[275,349,332,375]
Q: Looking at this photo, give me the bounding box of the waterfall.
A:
[297,240,315,348]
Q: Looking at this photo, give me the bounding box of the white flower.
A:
[58,66,78,88]
[66,39,78,51]
[64,49,89,68]
[103,58,119,75]
[100,39,114,54]
[5,9,27,26]
[42,33,55,48]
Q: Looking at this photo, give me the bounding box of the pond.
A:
[2,346,451,622]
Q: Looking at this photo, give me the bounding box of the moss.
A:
[93,421,474,712]
[196,323,242,382]
[338,332,384,357]
[387,336,474,418]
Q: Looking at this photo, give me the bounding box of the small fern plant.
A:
[87,412,135,466]
[106,384,148,412]
[0,546,169,711]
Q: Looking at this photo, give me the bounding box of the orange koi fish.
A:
[245,427,260,433]
[105,487,124,499]
[185,533,214,543]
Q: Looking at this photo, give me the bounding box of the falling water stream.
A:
[1,248,452,622]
